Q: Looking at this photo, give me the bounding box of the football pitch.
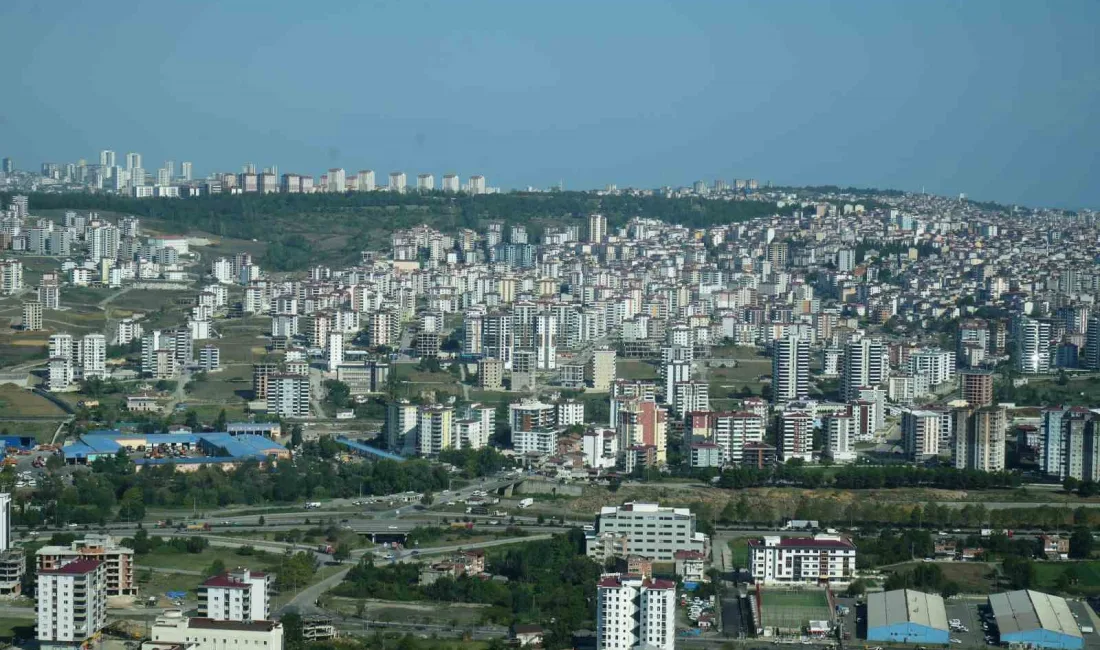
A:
[759,589,833,632]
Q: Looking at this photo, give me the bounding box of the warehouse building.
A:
[988,590,1083,650]
[866,589,949,644]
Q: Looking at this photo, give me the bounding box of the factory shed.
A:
[989,590,1083,650]
[866,589,950,644]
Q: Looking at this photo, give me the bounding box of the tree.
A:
[845,579,867,598]
[1069,526,1093,559]
[280,611,304,650]
[333,544,351,563]
[290,424,304,449]
[185,410,200,430]
[323,380,351,409]
[206,558,227,577]
[214,409,228,431]
[258,516,266,527]
[118,487,146,522]
[420,492,434,506]
[1064,476,1081,493]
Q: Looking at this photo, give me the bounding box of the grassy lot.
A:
[885,561,998,594]
[213,318,272,364]
[327,596,493,627]
[729,538,750,569]
[707,360,770,400]
[41,308,106,334]
[0,330,50,368]
[0,419,65,443]
[0,384,69,417]
[0,617,36,644]
[110,290,195,314]
[140,546,282,572]
[1020,376,1100,407]
[186,364,253,402]
[617,359,658,380]
[61,285,114,306]
[1035,560,1100,595]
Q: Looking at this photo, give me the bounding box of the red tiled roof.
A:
[201,572,267,588]
[188,618,280,632]
[598,576,622,588]
[674,550,706,560]
[645,579,676,590]
[747,537,854,549]
[40,559,102,575]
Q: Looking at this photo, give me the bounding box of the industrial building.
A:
[61,431,289,469]
[866,589,949,644]
[988,590,1083,650]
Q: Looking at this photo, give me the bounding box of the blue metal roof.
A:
[334,436,404,462]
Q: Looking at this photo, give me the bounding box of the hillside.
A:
[1,190,779,270]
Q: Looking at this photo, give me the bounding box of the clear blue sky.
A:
[3,0,1098,208]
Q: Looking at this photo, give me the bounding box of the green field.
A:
[617,360,658,380]
[0,384,69,418]
[729,538,750,569]
[110,289,195,314]
[759,588,833,633]
[1035,560,1100,594]
[0,617,35,644]
[707,360,771,400]
[0,330,49,368]
[140,546,282,572]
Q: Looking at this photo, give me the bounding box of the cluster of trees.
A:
[436,447,513,478]
[335,531,598,649]
[122,529,208,555]
[14,438,453,524]
[884,563,962,598]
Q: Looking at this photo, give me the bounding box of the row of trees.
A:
[712,463,1022,491]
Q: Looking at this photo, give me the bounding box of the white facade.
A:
[711,412,764,464]
[81,334,107,379]
[823,413,856,463]
[780,411,814,462]
[0,493,9,551]
[149,611,284,650]
[37,559,108,646]
[266,375,310,418]
[326,332,343,372]
[199,568,272,622]
[749,534,857,585]
[907,347,956,387]
[772,335,810,403]
[841,338,886,401]
[903,409,943,460]
[596,574,675,650]
[586,502,708,562]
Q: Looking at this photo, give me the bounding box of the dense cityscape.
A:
[0,144,1097,650]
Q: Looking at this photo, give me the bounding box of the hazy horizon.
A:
[3,0,1098,209]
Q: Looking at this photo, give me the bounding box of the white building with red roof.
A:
[596,573,675,650]
[749,534,856,585]
[37,558,108,649]
[198,568,272,621]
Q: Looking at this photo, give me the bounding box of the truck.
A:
[304,501,322,510]
[450,521,475,530]
[518,497,534,509]
[318,544,335,554]
[187,523,211,531]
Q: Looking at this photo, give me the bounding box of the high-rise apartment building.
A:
[36,534,134,596]
[596,574,675,650]
[772,335,810,403]
[1,260,24,295]
[327,168,346,192]
[469,175,486,195]
[198,568,272,621]
[959,369,994,407]
[587,348,617,390]
[357,170,375,191]
[779,410,813,462]
[952,407,1007,472]
[442,173,459,192]
[840,338,886,401]
[1084,315,1100,370]
[386,400,419,451]
[823,412,856,463]
[388,171,406,193]
[416,174,434,191]
[266,374,310,418]
[707,411,765,464]
[417,404,454,456]
[902,409,943,461]
[588,213,608,244]
[81,334,106,379]
[181,161,192,181]
[22,301,43,331]
[1016,316,1052,374]
[37,559,107,649]
[99,150,116,167]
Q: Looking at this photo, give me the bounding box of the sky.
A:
[2,0,1098,208]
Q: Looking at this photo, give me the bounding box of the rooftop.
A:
[39,558,102,575]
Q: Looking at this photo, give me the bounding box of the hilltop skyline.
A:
[3,1,1099,209]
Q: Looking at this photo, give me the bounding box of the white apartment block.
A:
[596,574,675,650]
[907,347,956,387]
[37,559,108,649]
[780,410,814,463]
[149,610,284,650]
[902,409,943,460]
[749,534,856,585]
[266,374,310,418]
[198,568,272,621]
[823,413,856,463]
[710,412,764,464]
[80,334,107,379]
[586,502,708,562]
